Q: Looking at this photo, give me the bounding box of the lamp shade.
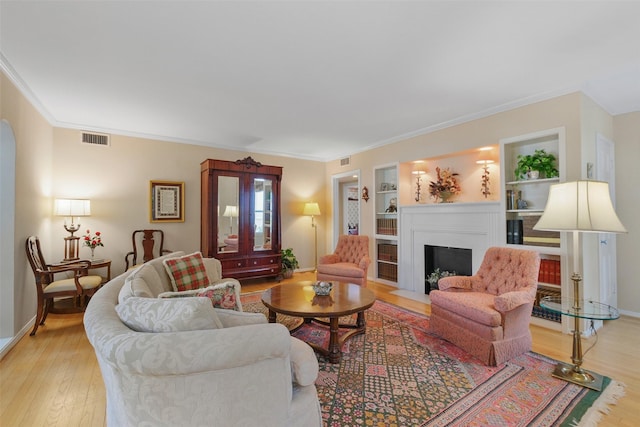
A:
[222,205,238,217]
[54,199,91,217]
[534,181,626,233]
[303,202,321,216]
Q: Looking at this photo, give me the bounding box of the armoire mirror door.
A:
[218,175,239,254]
[253,177,273,251]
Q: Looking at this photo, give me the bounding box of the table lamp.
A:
[303,202,321,272]
[222,205,238,235]
[54,198,91,261]
[534,180,626,389]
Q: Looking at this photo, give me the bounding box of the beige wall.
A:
[50,130,326,276]
[613,112,640,316]
[3,70,639,343]
[325,93,638,315]
[1,72,55,336]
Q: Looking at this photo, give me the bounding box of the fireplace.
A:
[424,245,472,294]
[397,202,501,293]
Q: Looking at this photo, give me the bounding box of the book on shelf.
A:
[506,219,523,244]
[538,259,561,285]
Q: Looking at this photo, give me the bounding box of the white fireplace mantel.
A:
[398,202,501,293]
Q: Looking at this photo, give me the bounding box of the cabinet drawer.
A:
[248,256,279,268]
[221,259,246,271]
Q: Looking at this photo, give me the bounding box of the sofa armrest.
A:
[290,337,319,387]
[437,275,472,291]
[105,322,294,376]
[319,254,339,264]
[214,309,267,328]
[494,289,535,313]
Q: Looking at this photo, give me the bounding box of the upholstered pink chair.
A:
[317,235,370,287]
[429,247,540,366]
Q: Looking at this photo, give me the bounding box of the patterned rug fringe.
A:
[573,380,626,427]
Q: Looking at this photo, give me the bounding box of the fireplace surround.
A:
[398,202,501,292]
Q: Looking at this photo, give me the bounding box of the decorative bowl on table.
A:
[312,281,333,296]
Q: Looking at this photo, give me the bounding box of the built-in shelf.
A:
[374,163,399,284]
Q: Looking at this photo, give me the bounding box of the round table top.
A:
[261,281,376,318]
[540,296,619,320]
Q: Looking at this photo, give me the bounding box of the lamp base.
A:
[551,361,604,391]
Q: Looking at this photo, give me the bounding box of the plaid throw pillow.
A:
[163,252,209,292]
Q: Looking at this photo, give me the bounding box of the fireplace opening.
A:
[424,245,472,294]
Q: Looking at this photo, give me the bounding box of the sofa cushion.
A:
[146,251,186,295]
[429,291,502,327]
[158,282,242,311]
[115,296,223,332]
[316,262,365,278]
[118,263,159,303]
[163,252,209,292]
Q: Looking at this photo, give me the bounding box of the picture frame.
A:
[150,181,184,222]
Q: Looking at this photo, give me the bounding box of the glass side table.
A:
[540,296,619,391]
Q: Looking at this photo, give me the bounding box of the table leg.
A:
[268,309,277,323]
[328,317,341,363]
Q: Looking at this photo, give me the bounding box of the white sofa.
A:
[84,252,322,427]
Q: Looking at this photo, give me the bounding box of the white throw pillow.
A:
[119,264,159,303]
[115,296,223,332]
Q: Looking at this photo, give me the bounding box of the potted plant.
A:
[426,268,457,293]
[280,248,299,279]
[514,149,559,180]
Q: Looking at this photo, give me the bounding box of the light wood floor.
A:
[2,272,638,426]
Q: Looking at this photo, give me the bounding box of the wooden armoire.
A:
[200,157,282,280]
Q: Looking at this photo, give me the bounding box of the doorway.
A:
[331,170,360,251]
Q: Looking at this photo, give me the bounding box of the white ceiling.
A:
[2,1,639,162]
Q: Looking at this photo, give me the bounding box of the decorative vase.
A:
[90,247,95,260]
[439,191,454,203]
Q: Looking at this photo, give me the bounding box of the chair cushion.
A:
[44,275,102,294]
[115,296,223,332]
[316,262,365,278]
[429,291,502,327]
[163,252,209,292]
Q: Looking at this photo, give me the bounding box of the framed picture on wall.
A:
[150,181,185,222]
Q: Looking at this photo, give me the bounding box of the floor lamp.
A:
[223,205,238,235]
[303,202,321,272]
[54,198,91,261]
[534,180,626,389]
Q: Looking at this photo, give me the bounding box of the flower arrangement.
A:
[429,167,461,202]
[83,230,104,249]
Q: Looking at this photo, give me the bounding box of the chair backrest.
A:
[473,247,540,295]
[25,236,48,284]
[333,235,369,264]
[126,229,168,269]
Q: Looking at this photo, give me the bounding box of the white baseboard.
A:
[0,316,34,361]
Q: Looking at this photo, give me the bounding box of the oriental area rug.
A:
[241,293,624,427]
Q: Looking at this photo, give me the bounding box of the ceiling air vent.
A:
[81,132,110,146]
[340,156,351,166]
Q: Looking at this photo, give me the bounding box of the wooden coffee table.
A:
[261,281,376,363]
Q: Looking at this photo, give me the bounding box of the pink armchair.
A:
[429,247,540,366]
[317,235,370,287]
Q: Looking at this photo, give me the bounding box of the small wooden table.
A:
[261,281,375,363]
[89,259,112,283]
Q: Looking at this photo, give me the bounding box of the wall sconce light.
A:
[412,161,427,203]
[476,160,495,198]
[54,198,91,261]
[222,205,238,235]
[303,202,321,271]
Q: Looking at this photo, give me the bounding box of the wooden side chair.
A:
[124,229,171,270]
[25,236,103,336]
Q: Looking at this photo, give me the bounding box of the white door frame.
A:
[331,169,360,251]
